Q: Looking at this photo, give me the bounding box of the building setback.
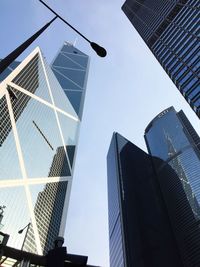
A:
[0,43,89,255]
[122,0,200,117]
[107,132,200,267]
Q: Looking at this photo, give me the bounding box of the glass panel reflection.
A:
[167,148,200,219]
[57,111,79,147]
[146,110,190,161]
[12,91,66,178]
[12,53,52,103]
[0,95,22,180]
[52,69,82,91]
[44,61,78,116]
[61,53,88,69]
[52,54,83,70]
[63,91,82,116]
[29,181,68,254]
[0,186,30,249]
[53,67,86,88]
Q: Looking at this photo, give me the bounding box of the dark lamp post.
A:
[90,42,107,57]
[39,0,107,57]
[18,223,31,234]
[0,16,57,75]
[0,1,107,82]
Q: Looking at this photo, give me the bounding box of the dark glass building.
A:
[107,132,200,267]
[145,106,200,266]
[122,0,200,117]
[145,106,200,216]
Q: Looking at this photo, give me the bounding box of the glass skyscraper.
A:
[107,132,191,267]
[145,106,200,265]
[0,42,89,257]
[122,0,200,117]
[145,106,200,215]
[51,41,89,120]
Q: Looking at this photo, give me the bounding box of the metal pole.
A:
[38,0,107,57]
[0,16,57,75]
[39,0,91,43]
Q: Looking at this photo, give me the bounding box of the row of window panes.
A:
[153,9,198,58]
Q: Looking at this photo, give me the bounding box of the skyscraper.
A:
[145,106,200,266]
[145,106,200,214]
[107,133,181,267]
[107,132,200,267]
[122,0,200,117]
[0,43,89,255]
[51,41,89,120]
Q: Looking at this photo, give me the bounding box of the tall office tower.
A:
[0,44,89,256]
[145,106,200,266]
[122,0,200,117]
[51,41,89,119]
[107,133,181,267]
[107,132,200,267]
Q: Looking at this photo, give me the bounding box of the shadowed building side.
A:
[145,106,200,266]
[23,146,71,255]
[107,132,183,267]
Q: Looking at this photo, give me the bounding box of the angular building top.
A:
[0,44,89,255]
[122,0,200,117]
[51,41,89,119]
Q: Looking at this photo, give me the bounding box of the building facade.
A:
[0,43,89,255]
[107,132,185,267]
[145,106,200,266]
[122,0,200,117]
[51,41,89,120]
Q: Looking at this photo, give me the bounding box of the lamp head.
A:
[18,222,31,234]
[90,42,107,57]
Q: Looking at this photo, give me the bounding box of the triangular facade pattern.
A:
[0,44,89,256]
[51,42,89,119]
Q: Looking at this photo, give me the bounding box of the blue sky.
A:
[1,0,200,266]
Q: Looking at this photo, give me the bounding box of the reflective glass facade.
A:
[145,107,200,216]
[0,44,88,255]
[122,0,200,117]
[107,135,125,267]
[107,133,183,267]
[0,60,20,82]
[145,107,200,265]
[51,41,89,119]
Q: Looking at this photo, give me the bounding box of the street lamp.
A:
[0,1,106,75]
[0,16,57,75]
[18,223,31,234]
[38,0,107,57]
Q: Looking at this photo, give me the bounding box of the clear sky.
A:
[1,1,200,266]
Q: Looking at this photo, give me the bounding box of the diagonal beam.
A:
[0,16,57,75]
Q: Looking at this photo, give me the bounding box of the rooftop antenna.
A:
[73,37,78,47]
